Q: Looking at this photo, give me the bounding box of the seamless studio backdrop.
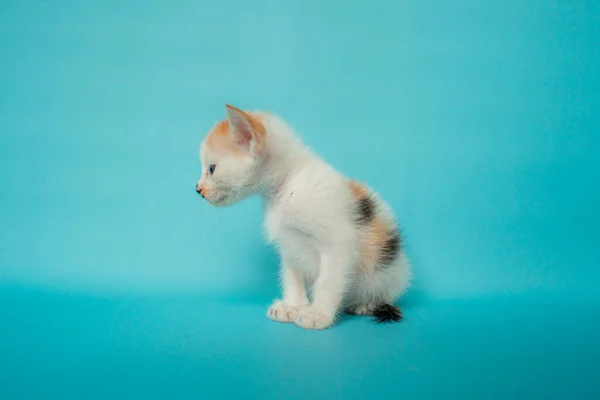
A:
[1,0,599,399]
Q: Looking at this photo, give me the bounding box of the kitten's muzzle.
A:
[196,184,205,198]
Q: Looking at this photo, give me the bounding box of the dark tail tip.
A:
[372,304,403,323]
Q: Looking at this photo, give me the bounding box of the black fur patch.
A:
[355,196,376,224]
[378,228,401,266]
[372,304,403,323]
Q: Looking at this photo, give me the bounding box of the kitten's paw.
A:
[267,300,300,323]
[294,308,334,330]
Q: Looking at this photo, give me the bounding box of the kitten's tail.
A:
[372,304,403,323]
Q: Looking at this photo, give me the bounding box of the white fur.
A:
[197,109,411,330]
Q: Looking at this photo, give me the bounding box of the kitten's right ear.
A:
[225,104,265,155]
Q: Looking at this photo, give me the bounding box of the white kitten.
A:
[196,104,411,330]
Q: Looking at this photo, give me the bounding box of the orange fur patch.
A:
[213,120,229,136]
[348,180,396,273]
[205,106,266,156]
[348,180,368,199]
[206,121,245,157]
[359,216,395,274]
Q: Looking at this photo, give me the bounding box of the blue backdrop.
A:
[1,0,599,398]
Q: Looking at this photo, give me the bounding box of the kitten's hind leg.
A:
[347,303,376,316]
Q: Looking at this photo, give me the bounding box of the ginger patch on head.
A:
[205,120,243,157]
[205,108,267,157]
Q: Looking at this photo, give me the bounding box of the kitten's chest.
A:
[264,200,321,274]
[263,192,313,244]
[263,197,296,243]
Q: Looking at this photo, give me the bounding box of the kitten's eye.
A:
[208,164,216,175]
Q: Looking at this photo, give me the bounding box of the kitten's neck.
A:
[257,146,310,201]
[254,115,313,201]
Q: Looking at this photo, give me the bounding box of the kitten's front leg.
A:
[267,264,309,323]
[295,247,351,330]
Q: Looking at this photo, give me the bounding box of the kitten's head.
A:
[196,104,266,207]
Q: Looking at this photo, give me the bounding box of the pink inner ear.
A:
[232,124,253,147]
[228,113,253,148]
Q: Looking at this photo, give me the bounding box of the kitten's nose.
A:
[196,184,204,197]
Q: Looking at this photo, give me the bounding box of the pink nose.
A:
[196,184,204,197]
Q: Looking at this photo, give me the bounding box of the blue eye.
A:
[208,164,216,175]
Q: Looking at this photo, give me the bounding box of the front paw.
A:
[267,300,301,323]
[294,308,334,330]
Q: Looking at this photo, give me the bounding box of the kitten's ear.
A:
[225,104,265,155]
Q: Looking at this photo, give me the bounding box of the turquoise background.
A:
[1,0,599,398]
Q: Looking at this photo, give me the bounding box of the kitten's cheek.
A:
[216,193,229,204]
[203,190,224,206]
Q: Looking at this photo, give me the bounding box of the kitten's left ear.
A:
[225,104,265,155]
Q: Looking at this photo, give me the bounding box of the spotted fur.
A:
[355,196,376,224]
[379,228,402,267]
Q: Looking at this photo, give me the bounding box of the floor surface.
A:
[1,287,598,399]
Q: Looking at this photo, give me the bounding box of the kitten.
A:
[196,104,412,330]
